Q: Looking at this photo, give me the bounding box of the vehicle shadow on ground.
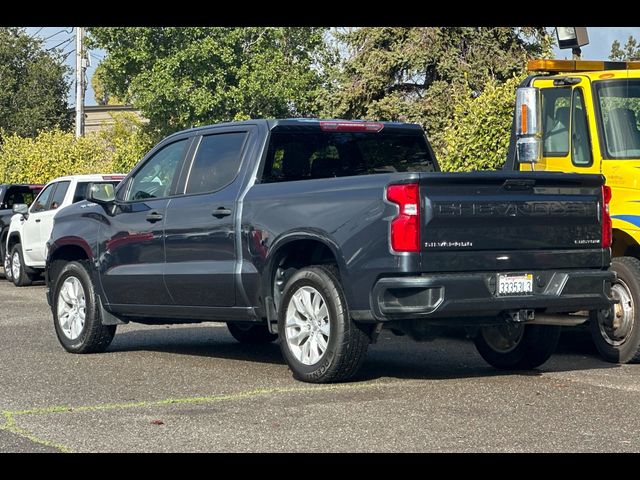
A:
[0,269,45,285]
[110,326,286,366]
[109,325,619,382]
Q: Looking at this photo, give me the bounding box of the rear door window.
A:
[185,132,247,195]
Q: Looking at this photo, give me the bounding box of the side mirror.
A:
[88,183,116,205]
[12,203,28,215]
[515,87,543,165]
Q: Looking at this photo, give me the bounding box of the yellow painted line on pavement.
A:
[0,411,73,453]
[1,380,400,453]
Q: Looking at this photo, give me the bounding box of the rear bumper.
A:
[367,269,615,322]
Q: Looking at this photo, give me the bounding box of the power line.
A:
[30,27,44,38]
[61,49,75,63]
[47,36,74,51]
[43,27,73,41]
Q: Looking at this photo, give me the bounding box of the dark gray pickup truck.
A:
[45,119,614,382]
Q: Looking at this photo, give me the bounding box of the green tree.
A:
[610,36,640,61]
[0,28,71,139]
[323,27,552,160]
[88,27,332,137]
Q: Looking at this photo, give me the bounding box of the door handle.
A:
[145,212,164,223]
[212,207,232,218]
[35,219,41,223]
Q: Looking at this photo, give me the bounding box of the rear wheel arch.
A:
[264,235,349,315]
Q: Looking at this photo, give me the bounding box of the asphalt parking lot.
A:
[1,273,639,453]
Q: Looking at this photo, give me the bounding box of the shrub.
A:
[0,113,153,184]
[440,75,524,172]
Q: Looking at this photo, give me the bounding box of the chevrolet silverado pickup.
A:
[45,119,614,383]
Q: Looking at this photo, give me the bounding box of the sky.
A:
[24,26,640,108]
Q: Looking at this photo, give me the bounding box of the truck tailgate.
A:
[418,171,606,271]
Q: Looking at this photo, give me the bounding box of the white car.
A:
[5,174,124,286]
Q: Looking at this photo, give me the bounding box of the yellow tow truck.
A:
[507,57,640,363]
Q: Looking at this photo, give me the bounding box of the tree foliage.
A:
[88,27,332,137]
[0,27,71,139]
[0,113,153,184]
[323,27,552,160]
[610,35,640,61]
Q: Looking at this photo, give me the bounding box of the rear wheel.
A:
[589,256,640,363]
[10,243,35,287]
[52,261,116,353]
[474,323,561,370]
[227,322,277,344]
[278,265,370,383]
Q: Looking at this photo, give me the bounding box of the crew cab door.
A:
[99,138,192,307]
[163,128,253,307]
[521,76,600,174]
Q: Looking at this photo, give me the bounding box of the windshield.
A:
[595,78,640,159]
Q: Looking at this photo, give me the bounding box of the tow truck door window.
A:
[541,87,571,157]
[571,88,592,166]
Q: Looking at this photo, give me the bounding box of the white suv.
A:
[5,174,124,286]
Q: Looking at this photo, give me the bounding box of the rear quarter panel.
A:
[241,173,421,312]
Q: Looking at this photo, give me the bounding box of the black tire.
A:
[52,260,116,354]
[4,250,13,282]
[278,265,370,383]
[227,322,277,344]
[474,324,561,370]
[589,256,640,363]
[10,243,35,287]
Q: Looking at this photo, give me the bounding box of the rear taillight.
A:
[602,185,612,248]
[386,183,420,253]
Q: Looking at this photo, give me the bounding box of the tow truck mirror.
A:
[515,87,543,165]
[88,183,116,205]
[12,203,28,215]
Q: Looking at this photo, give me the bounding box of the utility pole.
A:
[75,27,85,138]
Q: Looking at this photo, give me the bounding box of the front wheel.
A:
[10,243,35,287]
[589,256,640,363]
[278,265,370,383]
[4,252,13,282]
[52,261,116,353]
[474,323,561,370]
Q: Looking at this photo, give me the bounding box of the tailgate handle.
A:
[501,179,536,191]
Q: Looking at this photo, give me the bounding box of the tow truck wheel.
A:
[589,256,640,364]
[474,323,561,370]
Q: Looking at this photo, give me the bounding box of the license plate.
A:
[497,273,533,296]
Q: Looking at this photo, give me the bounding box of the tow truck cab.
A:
[507,59,640,364]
